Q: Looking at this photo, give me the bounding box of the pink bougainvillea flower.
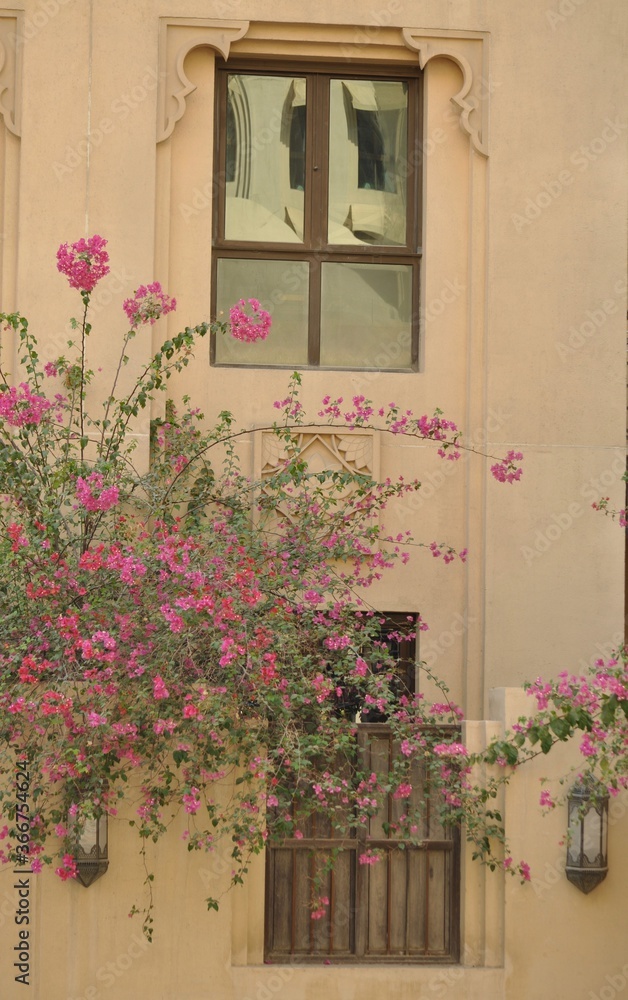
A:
[0,384,52,427]
[56,235,110,292]
[87,712,107,727]
[182,788,201,814]
[123,282,177,329]
[7,523,28,552]
[491,450,524,484]
[393,782,413,800]
[359,850,380,866]
[75,472,119,512]
[353,657,368,677]
[55,854,78,881]
[153,675,169,700]
[310,895,330,920]
[229,298,272,343]
[432,742,469,757]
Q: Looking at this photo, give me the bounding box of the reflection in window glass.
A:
[356,110,385,190]
[225,75,306,243]
[328,80,408,246]
[289,105,306,191]
[214,66,421,371]
[319,262,413,368]
[215,258,310,366]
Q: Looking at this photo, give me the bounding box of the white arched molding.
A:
[403,28,490,156]
[157,20,490,156]
[157,18,249,143]
[0,10,22,137]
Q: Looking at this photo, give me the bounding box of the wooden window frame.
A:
[265,724,461,964]
[211,60,423,372]
[264,613,459,963]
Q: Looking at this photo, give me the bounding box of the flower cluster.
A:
[75,472,120,512]
[54,854,78,881]
[491,450,524,484]
[229,298,272,342]
[123,282,177,329]
[56,235,110,292]
[0,383,52,427]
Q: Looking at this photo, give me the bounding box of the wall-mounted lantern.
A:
[565,777,609,894]
[73,811,109,888]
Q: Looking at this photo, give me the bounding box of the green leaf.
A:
[601,695,618,727]
[539,729,554,754]
[549,716,572,740]
[527,726,540,747]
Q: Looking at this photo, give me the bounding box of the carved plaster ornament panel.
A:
[256,428,379,532]
[157,18,490,155]
[261,429,377,482]
[0,11,22,137]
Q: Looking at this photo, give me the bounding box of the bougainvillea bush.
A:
[0,236,624,936]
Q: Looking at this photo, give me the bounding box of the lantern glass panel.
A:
[98,813,108,851]
[78,818,97,855]
[582,806,602,865]
[566,805,582,865]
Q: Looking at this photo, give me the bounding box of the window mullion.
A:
[307,260,321,366]
[407,76,421,253]
[307,75,328,365]
[302,72,316,250]
[310,75,329,250]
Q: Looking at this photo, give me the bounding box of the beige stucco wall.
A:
[0,0,625,997]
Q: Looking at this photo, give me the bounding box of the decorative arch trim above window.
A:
[0,11,23,137]
[156,19,490,157]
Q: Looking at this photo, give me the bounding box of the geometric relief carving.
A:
[0,11,22,137]
[261,429,377,481]
[157,17,250,143]
[256,428,380,529]
[402,28,490,155]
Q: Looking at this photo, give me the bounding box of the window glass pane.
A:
[319,262,413,368]
[328,80,408,247]
[214,258,309,366]
[225,75,306,243]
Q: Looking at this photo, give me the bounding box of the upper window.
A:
[212,63,422,370]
